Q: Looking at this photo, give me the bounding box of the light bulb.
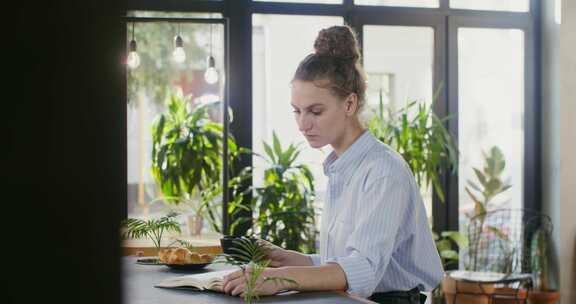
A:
[127,40,140,69]
[173,47,186,63]
[204,67,218,84]
[204,56,218,84]
[173,35,186,63]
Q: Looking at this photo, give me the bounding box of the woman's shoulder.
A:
[361,140,413,182]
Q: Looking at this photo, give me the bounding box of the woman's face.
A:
[290,80,349,149]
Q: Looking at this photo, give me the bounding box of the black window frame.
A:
[123,0,541,236]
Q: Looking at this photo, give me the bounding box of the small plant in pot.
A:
[431,231,466,304]
[121,211,181,264]
[464,146,512,272]
[220,235,258,257]
[442,146,511,304]
[214,237,298,304]
[528,225,560,304]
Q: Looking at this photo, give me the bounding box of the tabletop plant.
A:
[368,88,458,203]
[215,237,298,304]
[433,230,467,269]
[463,146,512,271]
[531,226,551,291]
[529,221,560,304]
[248,132,317,253]
[121,211,182,261]
[431,230,466,304]
[150,92,244,234]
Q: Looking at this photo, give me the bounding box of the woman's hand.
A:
[257,239,313,267]
[221,267,291,297]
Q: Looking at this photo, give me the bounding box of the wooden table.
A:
[122,256,376,303]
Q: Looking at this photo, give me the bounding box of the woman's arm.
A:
[258,239,315,267]
[221,263,348,296]
[276,263,348,291]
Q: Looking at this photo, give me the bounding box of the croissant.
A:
[158,248,171,263]
[158,247,214,264]
[188,252,202,264]
[168,248,189,264]
[199,253,213,263]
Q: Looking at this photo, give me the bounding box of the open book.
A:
[155,269,238,292]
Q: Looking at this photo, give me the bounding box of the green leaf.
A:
[486,225,508,241]
[465,187,482,206]
[440,250,459,260]
[272,131,282,159]
[467,181,482,192]
[473,168,487,187]
[441,231,468,249]
[262,142,276,164]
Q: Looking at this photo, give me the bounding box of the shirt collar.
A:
[323,130,377,182]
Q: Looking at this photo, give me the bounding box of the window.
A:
[355,0,438,8]
[450,0,529,12]
[252,14,344,240]
[555,0,562,24]
[126,13,225,241]
[254,0,342,3]
[124,1,538,236]
[457,28,525,231]
[363,25,435,220]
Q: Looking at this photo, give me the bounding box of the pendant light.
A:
[172,23,186,63]
[204,23,218,84]
[127,22,140,69]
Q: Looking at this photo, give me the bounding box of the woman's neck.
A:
[331,121,365,156]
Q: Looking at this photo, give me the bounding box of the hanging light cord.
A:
[209,22,213,57]
[131,22,135,41]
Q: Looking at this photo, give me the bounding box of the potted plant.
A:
[121,211,182,264]
[432,231,466,304]
[528,225,560,304]
[441,146,512,304]
[215,237,298,303]
[220,235,258,256]
[463,146,512,272]
[368,88,459,203]
[245,132,317,253]
[150,92,242,235]
[434,231,496,304]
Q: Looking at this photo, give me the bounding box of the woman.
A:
[222,25,444,304]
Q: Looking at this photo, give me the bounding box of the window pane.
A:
[363,25,435,221]
[450,0,529,12]
[127,11,223,18]
[126,19,225,241]
[252,14,344,251]
[254,0,342,4]
[355,0,439,8]
[458,28,524,234]
[555,0,561,24]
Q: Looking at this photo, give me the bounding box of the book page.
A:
[155,269,238,291]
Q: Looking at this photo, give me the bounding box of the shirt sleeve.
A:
[307,253,322,266]
[326,172,410,298]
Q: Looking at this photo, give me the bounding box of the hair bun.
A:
[314,25,360,62]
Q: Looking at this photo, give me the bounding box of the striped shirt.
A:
[308,130,444,298]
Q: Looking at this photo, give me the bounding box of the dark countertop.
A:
[122,257,374,304]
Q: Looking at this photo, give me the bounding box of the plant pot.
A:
[441,275,495,304]
[220,236,258,255]
[493,287,528,304]
[528,290,560,304]
[431,287,445,304]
